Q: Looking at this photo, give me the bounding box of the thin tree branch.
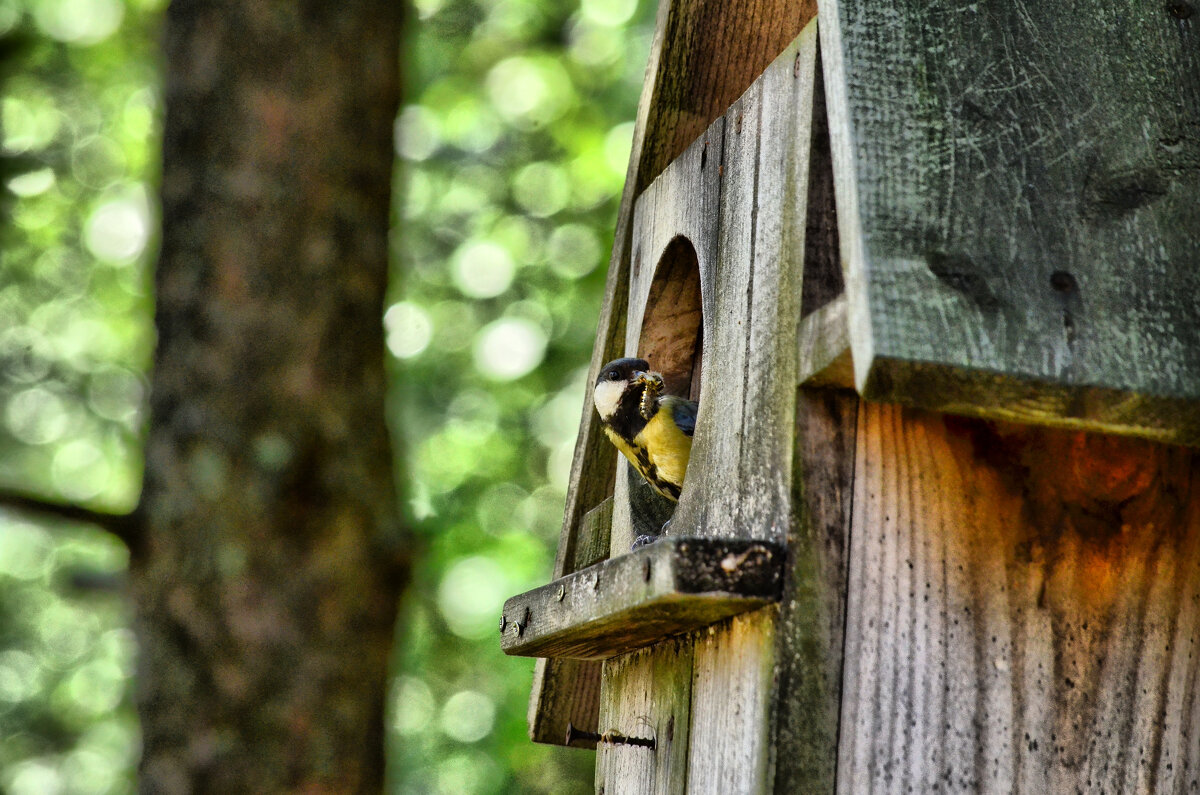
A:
[0,486,140,544]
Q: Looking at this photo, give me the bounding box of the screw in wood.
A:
[510,605,530,638]
[499,614,507,634]
[602,731,657,750]
[565,723,657,750]
[565,722,602,746]
[555,583,565,602]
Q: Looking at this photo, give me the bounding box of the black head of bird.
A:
[593,357,697,502]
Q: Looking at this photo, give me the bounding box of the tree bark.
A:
[133,0,406,790]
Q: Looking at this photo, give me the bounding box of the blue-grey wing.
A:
[666,397,698,437]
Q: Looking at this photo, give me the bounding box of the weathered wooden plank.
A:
[798,61,844,321]
[528,496,613,746]
[687,609,778,792]
[820,0,1200,443]
[797,295,853,388]
[534,0,821,750]
[596,638,693,795]
[672,28,825,795]
[616,116,724,553]
[574,496,614,572]
[501,538,784,660]
[771,388,859,793]
[634,0,818,199]
[528,659,603,750]
[838,401,1200,793]
[631,25,817,547]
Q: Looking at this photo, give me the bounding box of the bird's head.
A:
[593,357,650,423]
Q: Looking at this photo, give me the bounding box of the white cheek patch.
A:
[593,380,625,420]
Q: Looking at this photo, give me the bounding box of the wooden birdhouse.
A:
[502,1,1200,791]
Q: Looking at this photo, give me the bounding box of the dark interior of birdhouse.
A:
[800,69,844,319]
[636,235,703,402]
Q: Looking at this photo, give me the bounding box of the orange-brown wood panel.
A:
[839,402,1200,793]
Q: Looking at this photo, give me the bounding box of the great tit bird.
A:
[593,357,697,502]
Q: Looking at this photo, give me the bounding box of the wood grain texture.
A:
[528,495,613,745]
[636,0,818,197]
[771,388,859,793]
[618,112,723,553]
[597,638,694,795]
[534,0,819,748]
[687,609,779,793]
[502,538,784,660]
[595,23,823,792]
[630,28,818,546]
[838,401,1200,793]
[575,496,615,572]
[820,0,1200,443]
[799,62,844,320]
[798,295,853,388]
[529,659,603,749]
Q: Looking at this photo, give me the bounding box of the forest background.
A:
[0,0,654,791]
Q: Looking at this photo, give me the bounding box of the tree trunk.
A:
[132,0,406,790]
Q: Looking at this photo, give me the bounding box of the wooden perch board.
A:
[501,537,784,661]
[819,0,1200,443]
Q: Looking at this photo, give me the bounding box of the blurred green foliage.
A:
[0,0,159,791]
[389,1,654,791]
[0,0,653,792]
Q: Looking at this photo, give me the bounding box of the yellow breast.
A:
[604,410,692,500]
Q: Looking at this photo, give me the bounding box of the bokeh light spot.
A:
[61,747,119,795]
[437,556,508,639]
[391,676,435,736]
[395,105,442,162]
[0,650,43,702]
[31,0,124,45]
[512,162,569,218]
[486,57,573,128]
[2,93,62,152]
[440,690,495,743]
[7,759,64,795]
[546,223,602,279]
[6,387,69,446]
[84,193,149,262]
[451,241,515,299]
[384,301,433,359]
[51,439,110,502]
[63,659,125,716]
[604,121,636,176]
[8,167,56,197]
[0,520,53,580]
[472,318,547,381]
[413,0,446,18]
[86,366,144,426]
[475,482,528,536]
[581,0,637,25]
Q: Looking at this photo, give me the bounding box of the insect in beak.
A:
[634,371,665,420]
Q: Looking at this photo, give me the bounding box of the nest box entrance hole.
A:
[619,235,703,541]
[637,235,703,401]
